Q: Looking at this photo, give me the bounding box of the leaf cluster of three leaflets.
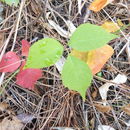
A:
[62,23,117,99]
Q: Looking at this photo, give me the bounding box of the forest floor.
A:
[0,0,130,130]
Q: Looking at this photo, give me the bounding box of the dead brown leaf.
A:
[0,102,14,115]
[122,104,130,116]
[94,103,112,113]
[30,1,42,15]
[92,88,98,99]
[0,102,23,130]
[0,102,8,111]
[0,116,23,130]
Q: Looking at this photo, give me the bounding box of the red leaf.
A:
[21,40,30,57]
[16,62,42,90]
[0,51,21,72]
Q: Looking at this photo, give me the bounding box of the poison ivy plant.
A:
[24,23,117,100]
[61,55,93,100]
[61,23,117,99]
[25,38,63,69]
[0,23,118,100]
[68,23,118,51]
[0,0,19,6]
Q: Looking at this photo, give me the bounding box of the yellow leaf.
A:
[102,22,120,32]
[117,19,124,27]
[101,19,124,33]
[89,0,114,12]
[71,45,114,75]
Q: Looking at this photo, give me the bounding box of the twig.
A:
[11,0,26,51]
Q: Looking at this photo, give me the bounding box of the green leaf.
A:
[69,23,118,51]
[61,55,93,100]
[25,38,63,69]
[97,72,102,77]
[1,0,19,6]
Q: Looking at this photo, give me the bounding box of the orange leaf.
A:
[89,0,113,12]
[86,45,114,74]
[71,45,114,75]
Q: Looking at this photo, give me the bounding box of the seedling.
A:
[25,23,118,100]
[0,23,118,100]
